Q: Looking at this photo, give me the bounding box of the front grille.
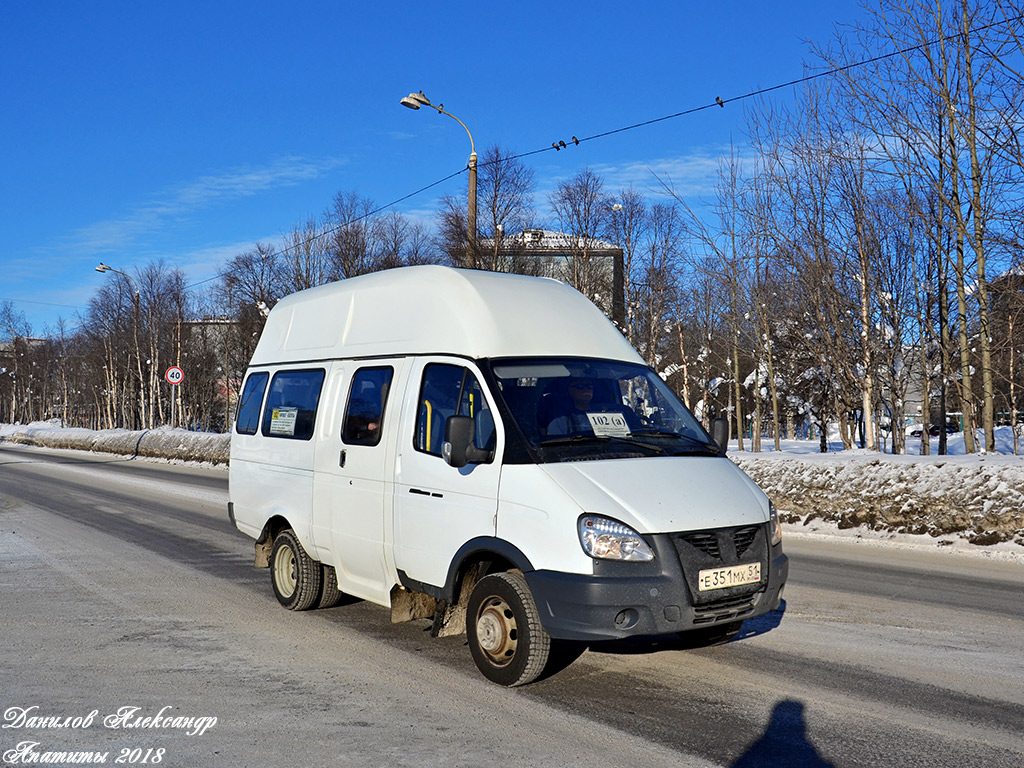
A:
[671,523,769,607]
[678,531,721,558]
[733,526,759,557]
[676,525,763,562]
[692,593,759,624]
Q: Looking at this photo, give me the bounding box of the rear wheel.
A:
[467,572,551,686]
[270,529,322,611]
[318,565,343,609]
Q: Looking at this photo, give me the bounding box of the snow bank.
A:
[733,427,1024,546]
[2,421,1022,547]
[0,421,230,465]
[734,449,1024,546]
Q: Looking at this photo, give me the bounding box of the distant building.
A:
[0,337,47,365]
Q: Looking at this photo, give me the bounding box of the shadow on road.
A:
[734,599,787,640]
[731,700,835,768]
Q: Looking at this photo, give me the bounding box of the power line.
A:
[185,167,466,290]
[180,11,1024,292]
[0,296,86,312]
[523,12,1024,157]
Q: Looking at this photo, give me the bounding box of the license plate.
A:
[698,563,761,591]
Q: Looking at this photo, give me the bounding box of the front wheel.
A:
[467,572,551,686]
[270,529,322,611]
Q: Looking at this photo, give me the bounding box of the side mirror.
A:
[711,417,729,457]
[442,415,493,468]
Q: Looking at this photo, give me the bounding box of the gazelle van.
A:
[228,266,787,685]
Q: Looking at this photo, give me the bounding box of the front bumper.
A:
[525,526,788,642]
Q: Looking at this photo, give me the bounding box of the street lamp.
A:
[401,90,477,251]
[95,262,139,306]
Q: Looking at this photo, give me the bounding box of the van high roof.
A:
[249,265,641,366]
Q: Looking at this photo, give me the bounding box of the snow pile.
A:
[734,429,1024,546]
[734,449,1024,546]
[2,421,1022,546]
[0,421,230,464]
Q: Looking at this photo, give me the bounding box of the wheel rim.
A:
[273,544,297,598]
[475,596,518,667]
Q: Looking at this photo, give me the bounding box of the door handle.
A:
[339,449,346,468]
[409,488,444,499]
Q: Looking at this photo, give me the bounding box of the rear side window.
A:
[342,366,394,446]
[261,369,326,440]
[235,372,269,435]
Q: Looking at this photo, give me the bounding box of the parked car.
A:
[907,423,957,437]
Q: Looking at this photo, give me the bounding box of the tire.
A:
[467,572,551,687]
[270,529,322,611]
[318,564,343,609]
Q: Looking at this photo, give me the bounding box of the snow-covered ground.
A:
[3,420,1022,563]
[0,420,230,464]
[730,427,1024,555]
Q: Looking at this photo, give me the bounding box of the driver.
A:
[546,378,596,436]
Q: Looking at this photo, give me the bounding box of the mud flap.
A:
[390,585,437,624]
[430,562,483,638]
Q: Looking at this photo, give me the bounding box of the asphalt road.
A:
[1,442,1022,768]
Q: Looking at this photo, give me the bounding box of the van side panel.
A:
[311,359,410,606]
[392,358,502,590]
[229,365,325,557]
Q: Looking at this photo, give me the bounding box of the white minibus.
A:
[229,266,787,685]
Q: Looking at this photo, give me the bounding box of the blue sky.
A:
[1,0,863,333]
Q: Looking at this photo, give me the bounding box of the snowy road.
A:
[1,443,1021,768]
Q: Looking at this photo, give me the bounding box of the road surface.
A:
[1,443,1021,767]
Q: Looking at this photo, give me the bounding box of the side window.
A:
[261,369,326,440]
[460,374,497,453]
[235,372,269,435]
[415,364,495,458]
[342,366,394,446]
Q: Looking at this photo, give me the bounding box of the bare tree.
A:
[549,168,613,303]
[669,146,754,450]
[0,301,32,423]
[437,145,536,272]
[478,145,535,272]
[281,216,331,292]
[326,190,381,278]
[607,187,648,346]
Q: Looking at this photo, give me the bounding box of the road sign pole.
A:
[164,367,185,428]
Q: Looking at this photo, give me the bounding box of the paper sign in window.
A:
[587,412,630,437]
[269,407,298,436]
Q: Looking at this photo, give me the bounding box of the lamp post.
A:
[96,262,145,428]
[401,91,477,253]
[608,203,626,330]
[95,262,139,308]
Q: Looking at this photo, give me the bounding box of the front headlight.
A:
[769,501,783,546]
[578,515,655,562]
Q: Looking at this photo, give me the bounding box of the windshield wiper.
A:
[629,430,720,455]
[539,434,612,447]
[539,434,667,455]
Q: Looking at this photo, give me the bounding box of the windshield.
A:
[490,357,718,463]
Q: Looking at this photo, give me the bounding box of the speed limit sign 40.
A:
[165,366,185,385]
